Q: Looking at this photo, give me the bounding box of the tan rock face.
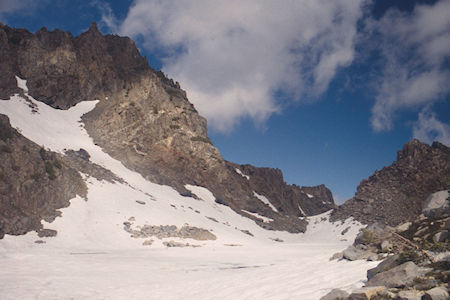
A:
[348,286,386,300]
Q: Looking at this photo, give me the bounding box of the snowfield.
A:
[0,78,378,299]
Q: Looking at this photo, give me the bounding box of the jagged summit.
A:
[331,139,450,226]
[88,21,99,32]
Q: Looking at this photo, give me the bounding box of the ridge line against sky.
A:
[1,0,449,203]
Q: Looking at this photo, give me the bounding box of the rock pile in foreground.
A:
[325,190,449,300]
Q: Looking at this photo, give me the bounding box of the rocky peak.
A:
[88,22,99,33]
[331,140,450,226]
[397,139,430,161]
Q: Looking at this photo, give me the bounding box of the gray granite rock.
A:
[319,288,349,300]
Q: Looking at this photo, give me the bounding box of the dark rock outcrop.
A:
[0,114,87,237]
[0,22,149,109]
[234,163,335,216]
[331,140,450,226]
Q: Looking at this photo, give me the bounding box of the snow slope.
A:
[0,78,377,299]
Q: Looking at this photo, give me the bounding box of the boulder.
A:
[422,190,449,218]
[348,286,385,300]
[413,279,439,291]
[378,289,397,298]
[397,290,423,300]
[422,287,449,300]
[319,288,349,300]
[366,261,430,288]
[381,240,393,252]
[342,245,376,261]
[433,230,449,243]
[396,222,412,232]
[37,228,57,238]
[367,254,401,280]
[142,239,153,246]
[163,240,187,247]
[330,251,344,261]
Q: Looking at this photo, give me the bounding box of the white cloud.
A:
[367,0,450,131]
[0,0,43,20]
[413,107,450,146]
[117,0,366,132]
[91,0,120,33]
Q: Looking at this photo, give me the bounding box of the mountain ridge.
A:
[331,139,450,226]
[0,23,337,235]
[1,22,449,238]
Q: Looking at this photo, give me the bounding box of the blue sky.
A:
[1,0,449,203]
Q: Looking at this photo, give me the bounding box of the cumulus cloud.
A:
[367,0,450,132]
[413,107,450,146]
[116,0,366,132]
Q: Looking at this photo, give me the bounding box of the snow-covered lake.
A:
[0,235,376,300]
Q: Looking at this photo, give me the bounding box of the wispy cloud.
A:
[0,0,39,21]
[413,106,450,146]
[366,0,450,132]
[116,0,367,132]
[90,0,120,33]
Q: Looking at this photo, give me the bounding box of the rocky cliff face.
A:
[0,23,337,234]
[233,163,335,216]
[0,115,87,238]
[0,22,149,109]
[331,140,450,226]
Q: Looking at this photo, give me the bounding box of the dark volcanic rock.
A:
[331,140,450,226]
[0,114,87,237]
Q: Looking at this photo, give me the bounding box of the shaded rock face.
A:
[0,22,149,109]
[235,163,335,216]
[331,140,450,226]
[0,23,322,233]
[0,114,87,238]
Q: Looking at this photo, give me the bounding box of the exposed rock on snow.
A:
[124,223,217,241]
[0,114,86,237]
[367,254,401,280]
[341,245,377,261]
[234,163,336,217]
[64,149,123,183]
